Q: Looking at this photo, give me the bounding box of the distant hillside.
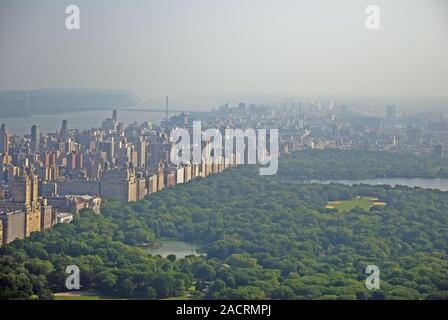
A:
[0,89,139,118]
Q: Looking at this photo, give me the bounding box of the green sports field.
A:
[325,196,386,212]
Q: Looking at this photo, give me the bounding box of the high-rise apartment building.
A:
[137,137,146,168]
[40,199,54,230]
[3,169,42,238]
[0,209,26,245]
[100,166,144,202]
[11,172,34,204]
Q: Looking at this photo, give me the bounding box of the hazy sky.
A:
[0,0,447,102]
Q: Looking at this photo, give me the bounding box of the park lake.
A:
[143,240,201,258]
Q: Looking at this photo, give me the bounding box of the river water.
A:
[0,109,164,135]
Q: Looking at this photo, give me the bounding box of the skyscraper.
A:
[60,120,68,140]
[137,136,146,168]
[30,124,39,152]
[386,105,396,123]
[0,123,9,154]
[407,126,422,145]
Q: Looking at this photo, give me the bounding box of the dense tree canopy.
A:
[1,150,448,300]
[279,149,448,180]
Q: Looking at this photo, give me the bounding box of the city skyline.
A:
[1,0,448,305]
[1,0,448,102]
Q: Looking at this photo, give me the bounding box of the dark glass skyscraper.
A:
[60,120,68,140]
[0,123,9,154]
[30,124,39,152]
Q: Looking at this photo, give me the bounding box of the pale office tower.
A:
[130,145,139,167]
[137,137,146,168]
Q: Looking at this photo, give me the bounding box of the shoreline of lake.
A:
[281,177,448,192]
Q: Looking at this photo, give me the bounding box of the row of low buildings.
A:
[146,156,237,195]
[0,170,51,245]
[0,168,101,246]
[37,153,240,203]
[0,109,268,204]
[0,107,294,245]
[0,156,237,245]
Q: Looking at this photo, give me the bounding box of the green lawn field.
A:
[326,196,386,212]
[54,295,103,300]
[53,290,122,300]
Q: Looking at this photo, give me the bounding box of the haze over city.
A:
[2,0,448,307]
[1,0,448,106]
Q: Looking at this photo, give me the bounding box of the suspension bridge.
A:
[116,96,202,122]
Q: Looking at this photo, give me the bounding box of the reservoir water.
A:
[307,178,448,191]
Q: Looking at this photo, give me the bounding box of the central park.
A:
[1,149,448,300]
